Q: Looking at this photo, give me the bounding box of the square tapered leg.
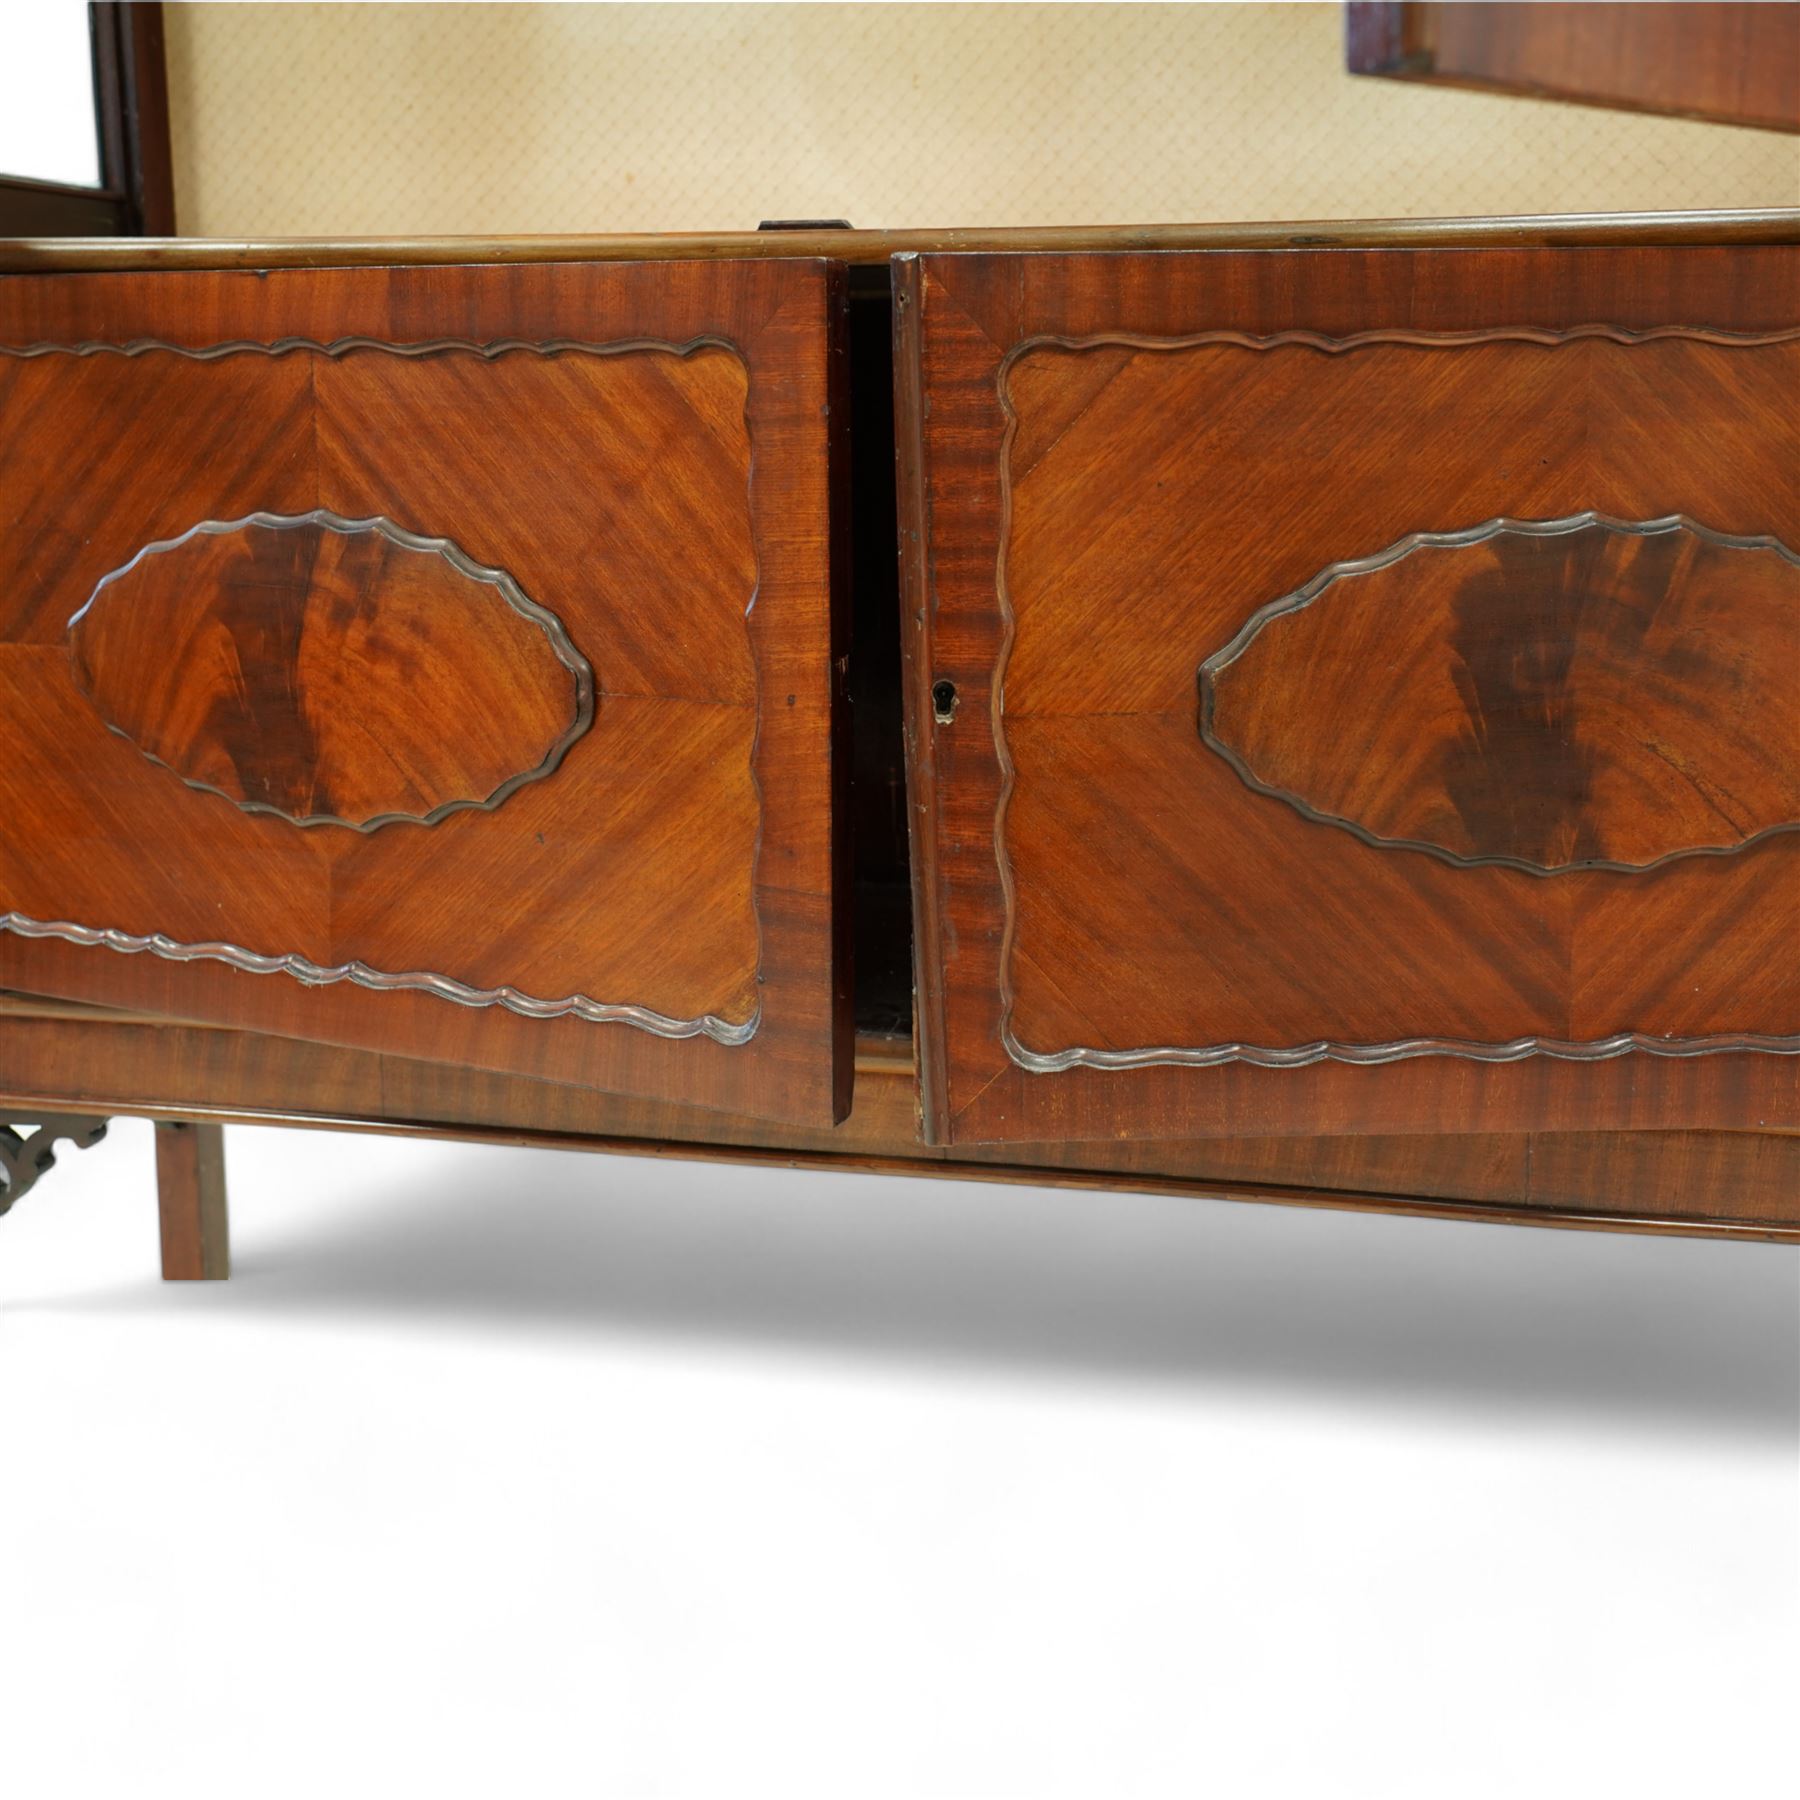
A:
[155,1121,229,1281]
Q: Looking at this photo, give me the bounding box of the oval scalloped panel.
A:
[1200,513,1800,875]
[69,510,595,831]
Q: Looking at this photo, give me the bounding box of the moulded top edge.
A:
[2,210,1798,274]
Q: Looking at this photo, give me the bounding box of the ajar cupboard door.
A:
[0,259,850,1126]
[895,247,1800,1145]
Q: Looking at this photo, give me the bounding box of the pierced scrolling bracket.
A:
[0,1114,109,1217]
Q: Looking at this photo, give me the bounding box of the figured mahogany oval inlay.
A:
[1201,514,1800,873]
[69,511,593,830]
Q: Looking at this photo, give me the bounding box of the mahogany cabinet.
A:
[0,214,1795,1271]
[894,244,1800,1148]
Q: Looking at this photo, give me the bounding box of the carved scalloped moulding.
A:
[1200,512,1800,876]
[994,323,1800,1071]
[0,334,760,1045]
[69,509,596,832]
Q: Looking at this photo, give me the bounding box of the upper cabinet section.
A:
[896,246,1800,1145]
[0,260,849,1126]
[1347,3,1800,134]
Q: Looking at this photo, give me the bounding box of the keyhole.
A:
[932,679,958,725]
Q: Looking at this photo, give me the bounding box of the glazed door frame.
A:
[894,245,1800,1146]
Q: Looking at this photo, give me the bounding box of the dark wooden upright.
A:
[154,1121,228,1281]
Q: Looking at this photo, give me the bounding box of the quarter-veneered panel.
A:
[0,260,848,1126]
[898,246,1800,1145]
[993,325,1800,1078]
[0,338,758,1040]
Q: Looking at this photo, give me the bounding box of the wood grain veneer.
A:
[0,260,851,1126]
[1202,512,1800,874]
[0,1003,1793,1241]
[1,221,1795,1252]
[896,246,1800,1145]
[1348,4,1800,133]
[68,510,592,831]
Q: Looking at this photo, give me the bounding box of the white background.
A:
[1,1119,1794,1798]
[0,5,99,186]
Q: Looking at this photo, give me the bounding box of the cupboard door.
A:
[895,246,1800,1145]
[0,259,849,1126]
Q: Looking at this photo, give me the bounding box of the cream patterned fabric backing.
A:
[164,2,1799,236]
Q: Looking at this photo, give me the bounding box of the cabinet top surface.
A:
[2,210,1796,273]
